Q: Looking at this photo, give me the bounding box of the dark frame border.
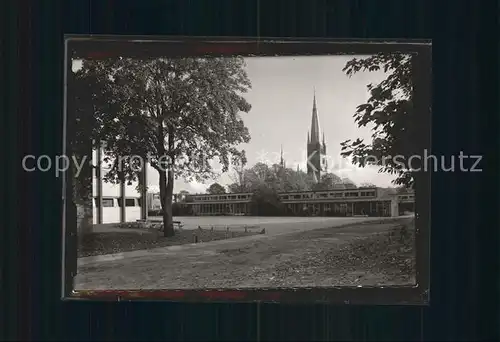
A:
[63,35,431,305]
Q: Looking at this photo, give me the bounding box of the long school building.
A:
[185,188,415,217]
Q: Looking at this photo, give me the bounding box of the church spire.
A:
[310,89,320,144]
[280,144,284,168]
[313,87,317,111]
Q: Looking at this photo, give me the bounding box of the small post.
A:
[193,233,198,243]
[245,226,248,233]
[231,231,235,238]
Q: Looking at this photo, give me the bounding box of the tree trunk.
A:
[159,169,175,237]
[157,119,176,237]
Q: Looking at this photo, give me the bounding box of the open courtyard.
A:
[75,216,415,290]
[151,215,401,234]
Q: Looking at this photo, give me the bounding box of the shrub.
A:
[250,186,286,216]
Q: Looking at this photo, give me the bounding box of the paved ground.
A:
[75,217,414,290]
[78,216,399,264]
[149,215,399,235]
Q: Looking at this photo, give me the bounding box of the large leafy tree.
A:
[279,167,321,192]
[74,57,251,236]
[340,53,415,188]
[311,172,343,191]
[206,183,226,195]
[227,162,278,193]
[70,59,124,234]
[178,190,191,202]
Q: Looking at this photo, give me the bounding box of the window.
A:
[102,198,114,207]
[319,193,328,198]
[220,196,227,200]
[346,192,359,197]
[294,195,301,199]
[334,193,343,197]
[126,198,136,207]
[281,195,289,200]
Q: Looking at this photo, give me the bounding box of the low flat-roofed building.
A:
[184,187,414,217]
[90,147,148,225]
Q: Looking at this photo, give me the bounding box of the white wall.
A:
[93,148,141,197]
[92,149,142,224]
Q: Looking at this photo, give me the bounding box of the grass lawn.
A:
[76,218,416,289]
[271,219,416,286]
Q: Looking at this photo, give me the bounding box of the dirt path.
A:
[75,218,414,290]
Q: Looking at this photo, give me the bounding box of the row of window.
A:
[93,197,141,208]
[187,190,378,203]
[279,191,377,200]
[398,194,415,200]
[190,194,252,201]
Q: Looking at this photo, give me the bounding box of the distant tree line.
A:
[170,162,363,216]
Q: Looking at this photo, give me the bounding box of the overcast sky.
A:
[74,55,398,194]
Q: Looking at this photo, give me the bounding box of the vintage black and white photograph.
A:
[66,40,428,293]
